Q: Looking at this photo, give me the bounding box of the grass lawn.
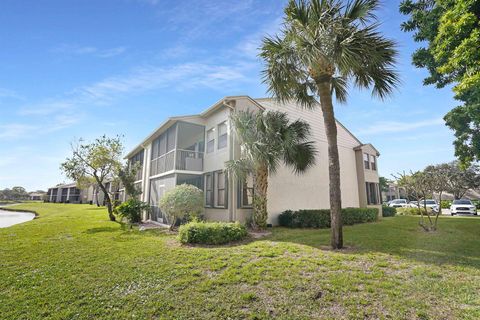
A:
[1,203,479,319]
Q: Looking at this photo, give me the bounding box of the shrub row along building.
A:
[48,96,382,225]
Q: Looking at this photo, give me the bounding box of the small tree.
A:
[116,199,150,226]
[61,135,123,221]
[424,164,449,230]
[116,162,149,226]
[444,161,480,199]
[118,162,143,199]
[159,184,204,231]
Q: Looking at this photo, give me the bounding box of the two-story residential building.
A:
[125,96,382,225]
[46,181,122,205]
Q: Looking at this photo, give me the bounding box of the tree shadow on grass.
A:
[85,226,120,234]
[265,216,480,270]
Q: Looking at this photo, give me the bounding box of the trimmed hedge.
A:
[278,207,378,228]
[382,206,396,217]
[178,221,248,245]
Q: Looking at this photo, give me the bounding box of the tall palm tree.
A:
[260,0,399,248]
[226,110,316,230]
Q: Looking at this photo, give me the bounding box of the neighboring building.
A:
[125,96,382,225]
[382,182,407,202]
[46,182,121,204]
[29,191,46,201]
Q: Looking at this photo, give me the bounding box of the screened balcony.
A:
[150,122,205,176]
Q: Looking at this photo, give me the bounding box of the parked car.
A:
[408,201,418,208]
[450,199,478,216]
[416,199,440,213]
[388,199,409,208]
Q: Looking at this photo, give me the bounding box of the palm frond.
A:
[343,0,378,24]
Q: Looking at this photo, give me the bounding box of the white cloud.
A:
[0,123,37,139]
[52,44,126,58]
[356,118,445,135]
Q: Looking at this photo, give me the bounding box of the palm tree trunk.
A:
[253,165,269,230]
[317,80,343,249]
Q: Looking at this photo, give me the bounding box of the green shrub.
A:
[115,198,150,224]
[472,200,480,209]
[178,221,248,245]
[159,184,204,230]
[441,200,452,209]
[382,206,396,217]
[397,207,434,216]
[278,207,378,228]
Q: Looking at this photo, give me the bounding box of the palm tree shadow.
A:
[265,218,480,270]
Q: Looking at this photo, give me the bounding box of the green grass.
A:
[1,203,479,319]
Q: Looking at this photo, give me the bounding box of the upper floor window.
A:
[371,155,377,171]
[218,122,228,149]
[207,128,215,153]
[363,153,370,170]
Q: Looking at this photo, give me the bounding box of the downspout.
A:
[224,99,236,222]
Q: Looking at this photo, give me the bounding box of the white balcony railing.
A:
[150,149,203,176]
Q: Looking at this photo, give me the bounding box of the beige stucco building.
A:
[125,96,382,225]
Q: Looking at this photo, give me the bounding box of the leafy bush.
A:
[397,207,434,216]
[472,200,480,209]
[382,206,396,217]
[278,208,378,228]
[441,200,452,209]
[115,198,150,224]
[178,221,248,245]
[159,184,204,230]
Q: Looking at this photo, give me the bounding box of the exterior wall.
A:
[355,144,381,216]
[202,107,233,222]
[257,99,362,224]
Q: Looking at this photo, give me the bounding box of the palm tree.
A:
[260,0,399,248]
[226,110,316,230]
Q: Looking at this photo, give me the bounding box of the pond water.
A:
[0,209,35,228]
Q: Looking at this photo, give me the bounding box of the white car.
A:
[412,199,440,213]
[409,199,440,213]
[450,199,477,216]
[388,199,409,208]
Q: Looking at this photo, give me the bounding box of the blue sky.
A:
[0,0,457,191]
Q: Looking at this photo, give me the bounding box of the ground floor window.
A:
[366,182,380,205]
[149,178,167,224]
[214,171,226,207]
[205,173,213,207]
[203,171,228,208]
[239,175,254,208]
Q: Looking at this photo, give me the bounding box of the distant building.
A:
[28,191,46,201]
[46,181,122,205]
[382,182,407,202]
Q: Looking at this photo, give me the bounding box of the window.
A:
[205,173,213,207]
[371,155,377,171]
[239,175,254,208]
[214,171,227,207]
[217,122,227,149]
[207,128,215,153]
[363,153,370,170]
[366,182,379,205]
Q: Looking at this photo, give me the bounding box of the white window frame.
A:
[364,153,370,170]
[206,128,215,153]
[217,121,228,150]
